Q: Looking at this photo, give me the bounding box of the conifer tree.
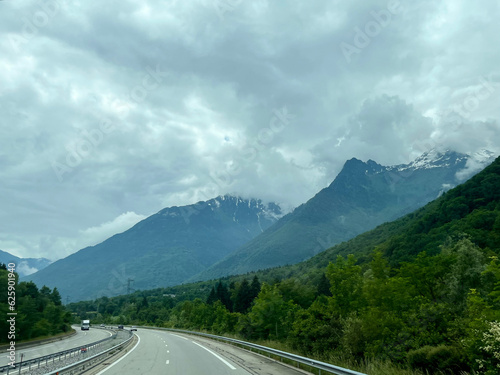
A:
[206,286,217,305]
[234,279,252,313]
[216,281,232,311]
[250,275,261,300]
[317,273,332,296]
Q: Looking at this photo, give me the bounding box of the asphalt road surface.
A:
[95,328,306,375]
[0,326,112,367]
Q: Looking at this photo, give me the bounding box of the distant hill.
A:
[0,249,52,277]
[193,149,496,281]
[25,196,282,302]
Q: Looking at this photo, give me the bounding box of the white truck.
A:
[81,320,90,330]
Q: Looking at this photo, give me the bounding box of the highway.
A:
[0,326,112,367]
[96,328,304,375]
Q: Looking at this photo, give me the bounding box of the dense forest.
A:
[0,264,72,344]
[68,157,500,374]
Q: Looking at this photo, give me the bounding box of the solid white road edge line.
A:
[94,334,141,375]
[191,341,236,370]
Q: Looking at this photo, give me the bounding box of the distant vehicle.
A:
[100,324,105,327]
[131,326,137,331]
[81,347,87,353]
[118,325,124,329]
[81,320,90,330]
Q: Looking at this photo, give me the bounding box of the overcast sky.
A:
[1,0,499,261]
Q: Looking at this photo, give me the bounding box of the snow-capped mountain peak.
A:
[394,149,468,172]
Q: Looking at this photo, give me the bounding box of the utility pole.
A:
[126,278,135,294]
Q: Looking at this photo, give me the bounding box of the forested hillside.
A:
[68,156,500,374]
[0,264,72,344]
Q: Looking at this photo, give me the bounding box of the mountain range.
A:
[0,249,52,277]
[192,149,495,281]
[26,196,282,302]
[25,149,495,302]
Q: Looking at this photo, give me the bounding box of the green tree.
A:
[290,295,341,354]
[211,301,238,334]
[461,289,495,372]
[248,283,297,339]
[233,279,253,313]
[483,256,500,309]
[398,252,451,303]
[250,275,261,300]
[44,303,63,333]
[206,287,217,305]
[140,296,149,309]
[326,255,364,316]
[51,288,62,306]
[317,273,332,296]
[216,281,232,312]
[277,278,315,309]
[442,238,486,310]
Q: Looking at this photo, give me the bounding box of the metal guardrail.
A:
[0,328,121,374]
[44,330,134,375]
[140,326,366,375]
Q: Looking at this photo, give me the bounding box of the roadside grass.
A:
[248,339,475,375]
